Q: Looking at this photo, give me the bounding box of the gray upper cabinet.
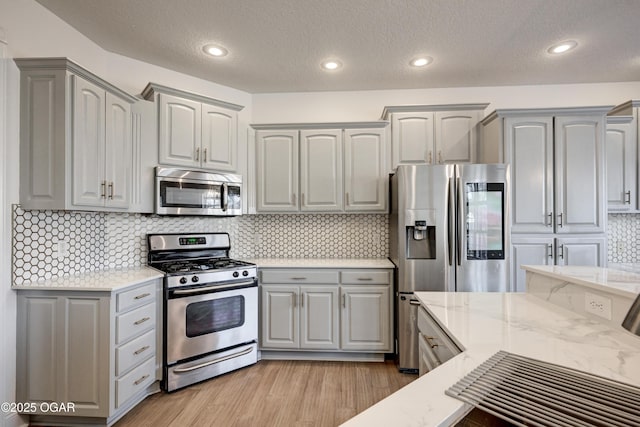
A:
[606,100,640,213]
[251,122,388,214]
[382,104,487,170]
[142,83,244,173]
[483,108,608,235]
[16,58,137,212]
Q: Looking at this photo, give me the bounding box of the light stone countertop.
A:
[342,292,640,427]
[609,262,640,275]
[247,258,395,269]
[521,265,640,298]
[12,266,164,292]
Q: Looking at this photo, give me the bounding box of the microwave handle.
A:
[222,183,228,212]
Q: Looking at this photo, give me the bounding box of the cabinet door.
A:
[201,103,237,172]
[260,285,299,349]
[256,130,299,212]
[72,76,106,207]
[344,128,387,212]
[434,111,479,164]
[158,94,201,168]
[556,237,606,267]
[555,115,606,234]
[511,236,554,292]
[105,92,131,209]
[300,130,343,212]
[391,112,434,167]
[340,285,391,351]
[504,117,554,234]
[300,286,339,349]
[606,121,636,211]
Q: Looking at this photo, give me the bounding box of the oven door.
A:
[166,280,257,364]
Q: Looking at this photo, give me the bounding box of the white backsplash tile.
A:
[607,213,640,263]
[11,206,388,284]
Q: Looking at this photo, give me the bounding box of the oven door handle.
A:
[170,280,256,296]
[173,346,254,374]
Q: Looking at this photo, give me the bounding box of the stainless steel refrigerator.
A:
[390,164,510,372]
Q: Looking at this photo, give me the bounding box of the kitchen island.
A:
[342,267,640,426]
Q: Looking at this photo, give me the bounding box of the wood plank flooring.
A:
[115,360,416,427]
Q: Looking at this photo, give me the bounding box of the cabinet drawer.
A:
[116,356,155,408]
[261,270,338,284]
[341,270,390,285]
[117,282,156,313]
[116,329,156,376]
[117,302,156,345]
[418,306,461,362]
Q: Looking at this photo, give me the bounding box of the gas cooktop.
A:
[154,258,255,275]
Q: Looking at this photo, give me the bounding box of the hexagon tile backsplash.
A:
[11,205,389,284]
[13,206,638,285]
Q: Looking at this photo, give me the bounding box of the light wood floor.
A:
[115,359,416,427]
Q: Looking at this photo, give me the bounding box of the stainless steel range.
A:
[147,232,258,392]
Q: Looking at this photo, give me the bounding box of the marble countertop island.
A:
[342,291,640,427]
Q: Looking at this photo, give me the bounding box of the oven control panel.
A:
[179,237,207,245]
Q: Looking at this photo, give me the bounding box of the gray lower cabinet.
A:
[259,268,393,353]
[16,279,161,426]
[417,306,461,376]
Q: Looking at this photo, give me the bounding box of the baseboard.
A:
[259,350,386,362]
[3,411,28,427]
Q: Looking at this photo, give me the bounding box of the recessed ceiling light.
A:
[321,60,342,71]
[203,44,228,57]
[410,56,433,67]
[547,40,578,54]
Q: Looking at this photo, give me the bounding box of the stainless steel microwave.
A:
[155,167,242,216]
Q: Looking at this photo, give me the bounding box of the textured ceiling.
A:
[36,0,640,94]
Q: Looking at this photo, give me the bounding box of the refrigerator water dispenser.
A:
[405,210,436,259]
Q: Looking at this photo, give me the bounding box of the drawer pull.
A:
[290,277,307,280]
[134,345,150,355]
[357,277,373,281]
[425,336,439,349]
[134,317,151,326]
[134,292,151,300]
[133,374,150,386]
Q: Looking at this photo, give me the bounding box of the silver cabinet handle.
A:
[427,151,433,164]
[204,148,207,162]
[547,244,553,259]
[195,147,200,161]
[557,212,563,228]
[625,191,631,204]
[292,293,296,308]
[108,182,114,199]
[342,293,346,308]
[346,192,350,205]
[558,244,564,259]
[133,374,149,386]
[134,292,151,300]
[290,277,307,280]
[134,345,150,355]
[101,181,106,199]
[134,316,150,325]
[547,212,553,227]
[438,151,443,164]
[425,336,439,349]
[292,193,296,205]
[300,293,304,308]
[357,277,373,281]
[301,193,305,206]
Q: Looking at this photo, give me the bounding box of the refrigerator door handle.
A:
[456,176,463,267]
[447,177,453,266]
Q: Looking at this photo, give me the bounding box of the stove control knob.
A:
[191,276,199,283]
[233,271,239,278]
[242,270,249,277]
[179,277,188,285]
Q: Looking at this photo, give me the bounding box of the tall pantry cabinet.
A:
[480,107,610,292]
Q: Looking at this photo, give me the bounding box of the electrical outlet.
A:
[616,240,625,254]
[56,240,69,260]
[584,292,612,320]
